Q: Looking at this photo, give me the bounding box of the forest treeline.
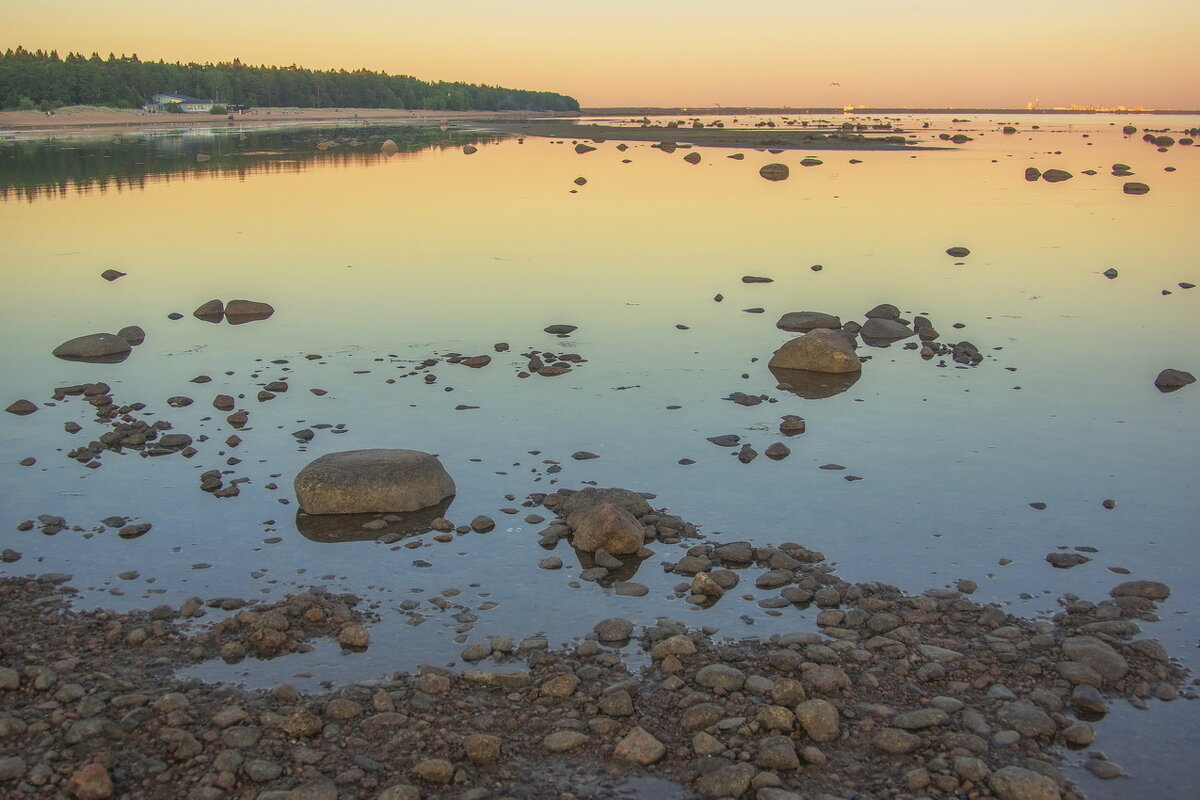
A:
[0,47,579,112]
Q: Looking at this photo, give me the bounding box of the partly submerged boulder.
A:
[1154,369,1195,392]
[193,299,224,322]
[225,299,275,325]
[294,449,456,515]
[52,333,132,363]
[768,329,861,374]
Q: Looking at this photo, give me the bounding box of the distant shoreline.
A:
[0,106,579,140]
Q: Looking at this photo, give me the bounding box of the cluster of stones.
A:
[529,488,701,590]
[50,383,195,469]
[769,304,985,375]
[192,299,275,325]
[0,563,1187,800]
[191,591,377,662]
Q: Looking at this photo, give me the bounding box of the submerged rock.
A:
[294,449,456,515]
[768,330,860,374]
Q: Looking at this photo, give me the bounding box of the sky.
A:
[7,0,1200,109]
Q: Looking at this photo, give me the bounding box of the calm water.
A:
[2,114,1197,796]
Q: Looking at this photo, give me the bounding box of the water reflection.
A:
[294,497,454,543]
[0,125,502,203]
[769,366,861,399]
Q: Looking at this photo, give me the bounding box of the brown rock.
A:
[65,763,113,800]
[769,330,861,374]
[568,503,645,554]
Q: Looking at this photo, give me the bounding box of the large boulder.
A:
[52,333,132,363]
[568,503,645,555]
[225,299,275,325]
[294,449,456,515]
[776,311,841,332]
[759,163,789,181]
[768,329,860,374]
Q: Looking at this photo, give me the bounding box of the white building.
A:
[145,92,216,113]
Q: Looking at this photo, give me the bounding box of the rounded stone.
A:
[794,699,840,742]
[769,330,861,374]
[294,449,455,515]
[695,663,747,691]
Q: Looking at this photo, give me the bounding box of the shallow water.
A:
[2,114,1197,796]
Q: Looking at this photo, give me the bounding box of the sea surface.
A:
[1,112,1197,797]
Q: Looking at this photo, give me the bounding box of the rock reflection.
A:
[572,546,649,587]
[294,497,453,543]
[769,366,860,399]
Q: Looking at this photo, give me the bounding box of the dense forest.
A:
[0,47,579,112]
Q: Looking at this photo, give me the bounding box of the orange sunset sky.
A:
[7,0,1199,109]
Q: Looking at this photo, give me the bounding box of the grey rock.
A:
[53,333,132,361]
[860,317,915,341]
[776,311,841,332]
[1061,637,1128,683]
[294,449,455,515]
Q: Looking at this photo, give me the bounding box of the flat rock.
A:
[1061,636,1128,683]
[294,449,456,515]
[769,329,861,374]
[52,333,132,362]
[776,311,842,332]
[860,318,915,341]
[1109,580,1170,600]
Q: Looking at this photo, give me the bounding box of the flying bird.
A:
[829,82,841,86]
